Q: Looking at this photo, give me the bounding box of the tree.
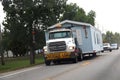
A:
[0,25,5,65]
[61,3,96,26]
[2,0,67,64]
[38,0,67,29]
[61,3,79,21]
[2,28,10,57]
[86,10,96,26]
[113,32,120,43]
[103,31,113,43]
[2,3,28,57]
[103,31,120,46]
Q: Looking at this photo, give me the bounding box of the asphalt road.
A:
[0,49,120,80]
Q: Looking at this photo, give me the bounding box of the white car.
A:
[102,43,112,52]
[111,43,119,50]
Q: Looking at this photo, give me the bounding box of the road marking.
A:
[0,66,42,78]
[81,62,90,66]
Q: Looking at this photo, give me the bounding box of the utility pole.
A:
[30,21,36,64]
[0,24,5,65]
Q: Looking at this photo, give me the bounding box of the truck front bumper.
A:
[44,52,76,61]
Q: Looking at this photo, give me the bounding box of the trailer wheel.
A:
[72,57,78,63]
[93,53,97,57]
[45,60,51,66]
[78,48,83,61]
[79,53,83,61]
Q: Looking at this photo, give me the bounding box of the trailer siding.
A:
[46,20,103,54]
[62,23,93,54]
[90,27,103,52]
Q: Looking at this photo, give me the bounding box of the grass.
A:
[0,54,44,73]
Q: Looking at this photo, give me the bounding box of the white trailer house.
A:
[43,20,103,65]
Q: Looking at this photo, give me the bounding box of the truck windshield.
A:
[49,31,72,39]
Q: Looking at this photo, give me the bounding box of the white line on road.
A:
[0,66,42,78]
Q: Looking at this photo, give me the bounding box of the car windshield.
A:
[49,31,72,39]
[103,43,109,46]
[111,44,117,46]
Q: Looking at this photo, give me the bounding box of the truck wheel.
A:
[53,61,57,65]
[101,50,104,53]
[53,61,60,65]
[73,57,78,63]
[45,60,51,66]
[110,49,112,52]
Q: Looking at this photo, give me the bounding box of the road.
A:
[0,49,120,80]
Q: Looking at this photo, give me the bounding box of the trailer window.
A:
[49,31,72,39]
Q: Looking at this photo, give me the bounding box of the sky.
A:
[0,2,5,30]
[68,0,120,33]
[0,0,120,33]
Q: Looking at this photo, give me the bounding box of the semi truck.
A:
[43,20,103,66]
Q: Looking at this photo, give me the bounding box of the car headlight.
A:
[69,46,75,50]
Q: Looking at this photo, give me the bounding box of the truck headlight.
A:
[44,48,47,52]
[69,46,75,50]
[43,46,47,52]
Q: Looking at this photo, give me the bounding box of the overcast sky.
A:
[0,1,120,33]
[68,0,120,33]
[0,3,5,29]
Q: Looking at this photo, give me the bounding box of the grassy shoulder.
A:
[0,54,44,73]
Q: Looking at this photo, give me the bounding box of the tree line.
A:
[103,31,120,46]
[0,0,96,64]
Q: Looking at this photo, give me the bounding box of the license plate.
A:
[46,52,71,60]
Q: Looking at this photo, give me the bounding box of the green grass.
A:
[0,55,44,73]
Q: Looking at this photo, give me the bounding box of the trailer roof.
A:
[48,20,92,30]
[49,28,71,33]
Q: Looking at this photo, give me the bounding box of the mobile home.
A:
[43,20,103,65]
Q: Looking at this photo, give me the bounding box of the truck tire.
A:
[53,61,60,65]
[45,60,51,66]
[101,50,104,53]
[109,49,112,52]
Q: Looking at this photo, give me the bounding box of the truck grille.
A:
[48,41,66,52]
